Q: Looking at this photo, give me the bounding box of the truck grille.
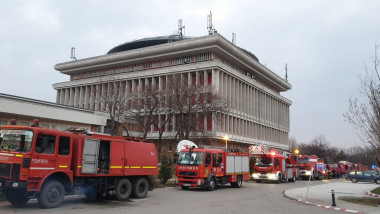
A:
[179,171,197,176]
[298,166,307,170]
[0,163,11,178]
[11,164,21,180]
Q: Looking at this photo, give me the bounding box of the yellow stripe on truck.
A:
[130,166,141,169]
[142,166,157,169]
[59,165,68,168]
[111,166,122,169]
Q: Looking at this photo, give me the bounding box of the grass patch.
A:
[341,197,380,207]
[371,187,380,195]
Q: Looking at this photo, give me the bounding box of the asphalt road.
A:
[0,180,341,214]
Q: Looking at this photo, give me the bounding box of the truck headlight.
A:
[198,179,202,186]
[252,173,259,178]
[12,182,19,188]
[305,171,311,175]
[268,174,277,180]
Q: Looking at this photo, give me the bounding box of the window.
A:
[356,172,363,175]
[35,134,56,154]
[205,153,211,166]
[212,153,217,166]
[51,125,56,129]
[217,153,223,165]
[363,172,372,177]
[42,124,49,128]
[58,136,70,155]
[0,120,7,127]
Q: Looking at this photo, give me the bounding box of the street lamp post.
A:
[223,135,229,150]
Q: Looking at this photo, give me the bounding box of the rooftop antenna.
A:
[285,63,288,82]
[70,47,77,61]
[232,32,236,45]
[178,19,185,38]
[207,11,217,35]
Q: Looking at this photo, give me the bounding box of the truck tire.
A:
[115,178,132,200]
[131,177,149,198]
[7,190,29,206]
[207,178,216,191]
[232,176,243,188]
[37,180,65,209]
[276,174,282,184]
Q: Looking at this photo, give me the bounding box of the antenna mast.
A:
[70,47,77,61]
[178,19,185,38]
[285,63,288,82]
[232,32,236,45]
[207,11,217,35]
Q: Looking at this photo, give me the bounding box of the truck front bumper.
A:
[177,177,205,187]
[252,173,278,181]
[0,178,27,191]
[299,170,312,177]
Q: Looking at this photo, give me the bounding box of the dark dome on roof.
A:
[107,34,259,62]
[107,35,191,54]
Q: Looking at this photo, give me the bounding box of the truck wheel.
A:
[232,176,243,188]
[7,191,29,206]
[83,185,98,200]
[255,180,261,183]
[181,186,189,190]
[352,178,358,183]
[207,178,216,191]
[276,174,282,184]
[131,177,149,198]
[38,180,65,209]
[115,178,132,200]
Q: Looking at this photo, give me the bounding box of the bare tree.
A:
[344,43,380,165]
[95,77,132,136]
[167,74,229,140]
[288,136,298,151]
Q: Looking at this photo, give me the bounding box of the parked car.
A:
[347,171,380,184]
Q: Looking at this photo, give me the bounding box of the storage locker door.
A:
[235,156,242,173]
[81,138,100,174]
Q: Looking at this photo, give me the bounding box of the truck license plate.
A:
[183,184,190,187]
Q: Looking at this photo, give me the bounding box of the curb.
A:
[366,191,380,198]
[283,190,366,214]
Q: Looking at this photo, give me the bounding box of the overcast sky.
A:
[1,0,379,148]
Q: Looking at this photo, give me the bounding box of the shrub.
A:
[158,155,173,185]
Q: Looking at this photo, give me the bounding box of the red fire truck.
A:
[250,146,298,183]
[297,155,324,180]
[176,146,250,191]
[0,125,158,208]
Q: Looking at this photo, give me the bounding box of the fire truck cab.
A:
[297,155,324,180]
[176,147,249,191]
[251,147,298,183]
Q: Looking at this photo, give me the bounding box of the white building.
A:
[0,93,107,132]
[53,34,291,152]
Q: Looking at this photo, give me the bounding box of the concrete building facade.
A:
[53,34,292,157]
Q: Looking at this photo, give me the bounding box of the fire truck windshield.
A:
[255,156,273,166]
[298,157,309,164]
[177,151,204,166]
[0,129,33,153]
